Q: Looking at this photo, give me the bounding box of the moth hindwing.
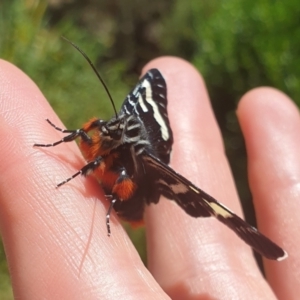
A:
[34,68,287,261]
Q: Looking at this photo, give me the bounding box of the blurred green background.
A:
[1,0,299,298]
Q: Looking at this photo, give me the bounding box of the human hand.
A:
[0,57,297,299]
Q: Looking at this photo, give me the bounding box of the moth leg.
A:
[57,156,103,187]
[34,118,92,147]
[106,198,117,236]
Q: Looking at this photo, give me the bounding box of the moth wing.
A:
[143,152,287,261]
[121,69,173,164]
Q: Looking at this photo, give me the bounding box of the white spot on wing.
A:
[157,179,188,194]
[138,94,149,112]
[171,183,189,194]
[206,202,232,218]
[128,96,135,106]
[132,85,140,96]
[277,251,288,261]
[142,79,170,141]
[124,105,130,114]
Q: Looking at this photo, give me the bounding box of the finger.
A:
[238,87,299,299]
[0,60,168,299]
[143,58,277,299]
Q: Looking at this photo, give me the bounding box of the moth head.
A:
[99,116,127,150]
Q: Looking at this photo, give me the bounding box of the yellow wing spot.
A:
[207,202,232,218]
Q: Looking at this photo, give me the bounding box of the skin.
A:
[0,57,298,299]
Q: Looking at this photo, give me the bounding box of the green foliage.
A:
[0,239,13,300]
[0,0,130,128]
[162,0,300,104]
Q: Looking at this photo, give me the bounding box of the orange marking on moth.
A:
[80,117,111,160]
[80,140,93,161]
[100,171,119,190]
[82,117,98,131]
[89,153,121,189]
[91,161,105,180]
[80,131,114,161]
[79,131,102,160]
[112,179,136,201]
[90,133,103,157]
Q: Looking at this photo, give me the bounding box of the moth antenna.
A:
[61,36,118,118]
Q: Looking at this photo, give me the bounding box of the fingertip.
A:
[237,87,298,127]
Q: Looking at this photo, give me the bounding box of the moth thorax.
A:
[98,117,125,151]
[123,115,143,144]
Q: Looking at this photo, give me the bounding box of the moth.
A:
[34,41,287,261]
